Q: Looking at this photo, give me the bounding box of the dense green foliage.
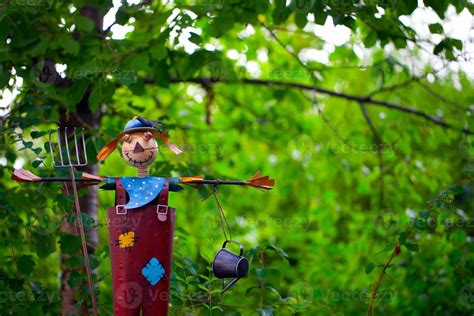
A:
[0,0,473,315]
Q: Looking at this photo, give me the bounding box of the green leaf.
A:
[365,262,376,275]
[31,233,56,259]
[22,140,33,149]
[433,41,445,55]
[0,19,9,40]
[266,244,289,262]
[398,232,407,245]
[75,16,95,32]
[245,286,259,295]
[295,13,307,29]
[363,30,378,48]
[188,32,201,45]
[17,255,36,275]
[30,131,48,139]
[0,66,9,88]
[255,268,280,282]
[67,80,89,106]
[376,242,397,255]
[87,254,101,270]
[419,210,430,220]
[59,234,82,255]
[413,218,426,231]
[150,45,168,61]
[56,195,74,213]
[124,53,150,72]
[449,38,463,50]
[32,160,42,169]
[450,230,466,246]
[115,10,130,25]
[428,23,443,34]
[152,60,170,87]
[88,83,114,112]
[209,12,236,37]
[88,85,103,112]
[447,184,464,194]
[58,34,80,55]
[273,0,291,25]
[405,242,419,252]
[128,79,145,96]
[398,0,418,15]
[314,11,328,25]
[425,0,449,18]
[68,270,83,288]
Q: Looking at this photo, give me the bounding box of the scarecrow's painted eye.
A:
[122,134,131,143]
[143,132,153,141]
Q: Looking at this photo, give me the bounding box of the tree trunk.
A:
[59,6,103,315]
[59,98,101,315]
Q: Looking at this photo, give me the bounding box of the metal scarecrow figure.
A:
[12,116,274,316]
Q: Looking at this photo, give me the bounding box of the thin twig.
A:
[366,244,401,316]
[299,91,352,145]
[359,102,385,209]
[415,81,468,110]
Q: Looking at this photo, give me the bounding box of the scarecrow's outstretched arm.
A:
[11,168,103,185]
[180,171,275,190]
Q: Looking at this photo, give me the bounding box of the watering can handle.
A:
[222,240,244,256]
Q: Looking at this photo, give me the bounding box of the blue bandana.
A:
[120,177,165,209]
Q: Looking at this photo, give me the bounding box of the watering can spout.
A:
[222,277,241,294]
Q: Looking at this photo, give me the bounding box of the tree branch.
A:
[157,77,472,135]
[254,23,471,134]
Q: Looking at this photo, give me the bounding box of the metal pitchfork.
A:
[48,127,98,316]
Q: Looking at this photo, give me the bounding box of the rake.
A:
[48,127,98,316]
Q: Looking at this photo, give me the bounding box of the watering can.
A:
[212,240,249,293]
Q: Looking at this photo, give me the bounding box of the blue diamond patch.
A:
[142,257,165,286]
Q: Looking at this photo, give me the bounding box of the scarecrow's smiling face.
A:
[121,131,158,168]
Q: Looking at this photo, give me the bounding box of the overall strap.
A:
[115,177,127,214]
[157,178,169,222]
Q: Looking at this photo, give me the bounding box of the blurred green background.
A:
[0,0,473,315]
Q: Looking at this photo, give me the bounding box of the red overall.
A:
[107,178,175,315]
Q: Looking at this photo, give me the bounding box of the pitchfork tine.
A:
[64,127,72,166]
[74,128,81,166]
[57,128,64,166]
[82,128,88,166]
[48,130,57,167]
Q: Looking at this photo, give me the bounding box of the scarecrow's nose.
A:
[133,142,145,153]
